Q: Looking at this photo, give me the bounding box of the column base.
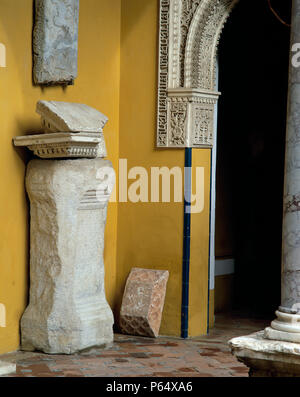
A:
[21,304,114,355]
[229,331,300,377]
[264,327,300,344]
[264,310,300,343]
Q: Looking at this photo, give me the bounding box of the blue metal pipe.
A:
[181,148,192,339]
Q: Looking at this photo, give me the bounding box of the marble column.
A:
[264,0,300,342]
[21,158,115,354]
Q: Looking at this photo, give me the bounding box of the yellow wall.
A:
[117,0,211,337]
[189,149,211,336]
[117,0,183,336]
[0,0,213,353]
[0,0,121,354]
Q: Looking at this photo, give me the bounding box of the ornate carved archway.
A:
[157,0,239,148]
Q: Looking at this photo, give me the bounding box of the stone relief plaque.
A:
[33,0,80,85]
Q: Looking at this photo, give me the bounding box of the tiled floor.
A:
[0,313,269,377]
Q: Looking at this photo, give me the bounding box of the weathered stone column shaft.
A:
[21,158,114,354]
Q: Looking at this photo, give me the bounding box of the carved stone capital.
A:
[166,88,220,147]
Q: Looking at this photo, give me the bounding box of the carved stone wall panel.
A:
[185,0,239,89]
[168,100,188,147]
[169,0,182,88]
[157,0,238,148]
[33,0,80,85]
[167,88,219,148]
[157,0,170,146]
[180,0,202,87]
[192,104,214,147]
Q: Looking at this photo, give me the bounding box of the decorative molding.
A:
[167,88,219,147]
[157,0,170,147]
[168,0,182,88]
[13,132,106,159]
[157,0,239,148]
[13,101,108,159]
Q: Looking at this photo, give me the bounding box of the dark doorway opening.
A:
[215,0,291,317]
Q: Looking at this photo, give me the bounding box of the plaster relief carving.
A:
[157,0,170,146]
[193,106,214,146]
[157,0,239,148]
[169,101,188,146]
[167,87,219,147]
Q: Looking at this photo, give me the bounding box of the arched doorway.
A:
[157,0,292,335]
[214,0,291,318]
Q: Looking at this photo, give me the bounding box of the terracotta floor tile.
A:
[0,314,267,378]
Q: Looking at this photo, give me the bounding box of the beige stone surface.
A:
[120,268,169,338]
[265,326,300,344]
[33,0,79,85]
[13,132,107,159]
[21,158,115,354]
[13,101,109,159]
[0,361,16,376]
[36,101,109,133]
[229,331,300,377]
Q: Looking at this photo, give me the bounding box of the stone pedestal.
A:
[21,158,114,354]
[229,332,300,377]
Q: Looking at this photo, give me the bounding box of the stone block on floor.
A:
[120,268,169,338]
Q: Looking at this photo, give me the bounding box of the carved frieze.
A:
[169,101,188,146]
[13,133,106,159]
[157,0,171,146]
[157,0,238,148]
[168,88,219,148]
